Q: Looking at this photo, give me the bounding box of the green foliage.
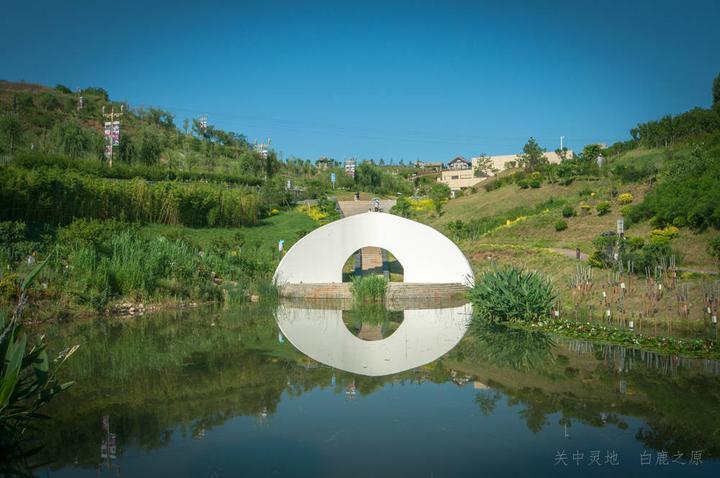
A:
[618,192,634,205]
[708,236,720,264]
[517,179,529,189]
[0,221,40,266]
[54,85,72,94]
[0,166,264,227]
[612,163,657,183]
[554,219,568,231]
[0,257,75,453]
[529,178,541,188]
[0,115,23,154]
[561,205,575,218]
[58,229,274,310]
[448,197,566,240]
[11,153,263,186]
[354,162,413,196]
[429,183,451,215]
[350,275,388,303]
[629,144,720,230]
[631,107,720,148]
[596,201,611,216]
[390,196,414,218]
[590,232,675,274]
[467,267,556,323]
[51,120,100,159]
[516,137,547,172]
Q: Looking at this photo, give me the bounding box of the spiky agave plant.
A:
[467,267,556,323]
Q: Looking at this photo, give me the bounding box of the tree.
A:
[390,196,413,218]
[51,120,91,158]
[516,137,547,172]
[713,72,720,109]
[581,143,603,167]
[429,183,450,215]
[555,147,569,162]
[137,127,163,165]
[0,115,23,155]
[118,134,136,163]
[473,153,497,177]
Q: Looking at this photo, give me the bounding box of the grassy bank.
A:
[0,210,319,319]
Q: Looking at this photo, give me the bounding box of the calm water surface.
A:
[27,303,720,477]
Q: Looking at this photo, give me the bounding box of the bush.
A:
[529,178,541,188]
[650,226,680,241]
[561,205,575,218]
[467,267,555,323]
[708,236,720,264]
[517,179,529,189]
[596,201,611,215]
[555,219,568,231]
[618,192,634,205]
[350,275,387,303]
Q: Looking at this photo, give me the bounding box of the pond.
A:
[23,302,720,477]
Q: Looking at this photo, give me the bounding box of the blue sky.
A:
[1,0,719,162]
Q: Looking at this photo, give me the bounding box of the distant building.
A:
[316,157,333,170]
[344,159,356,178]
[447,157,471,170]
[438,150,573,191]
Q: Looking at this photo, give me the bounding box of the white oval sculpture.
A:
[273,212,473,284]
[276,304,472,376]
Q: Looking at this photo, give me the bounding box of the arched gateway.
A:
[273,212,474,286]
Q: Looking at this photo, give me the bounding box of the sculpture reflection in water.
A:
[275,303,472,376]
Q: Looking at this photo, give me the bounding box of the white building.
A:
[438,151,572,191]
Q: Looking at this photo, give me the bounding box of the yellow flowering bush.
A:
[650,226,680,241]
[296,204,328,221]
[409,198,434,212]
[618,193,634,205]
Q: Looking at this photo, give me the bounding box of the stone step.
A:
[278,282,468,300]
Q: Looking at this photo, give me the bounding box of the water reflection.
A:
[15,304,720,476]
[275,303,472,376]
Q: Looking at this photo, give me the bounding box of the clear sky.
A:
[1,0,719,162]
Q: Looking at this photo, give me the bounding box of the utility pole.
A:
[102,105,124,168]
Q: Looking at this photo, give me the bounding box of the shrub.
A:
[517,179,529,189]
[596,201,611,215]
[467,267,556,323]
[483,180,501,192]
[555,219,568,231]
[561,205,575,218]
[618,192,634,205]
[708,236,720,264]
[529,178,541,188]
[650,226,680,241]
[350,275,387,303]
[619,205,633,218]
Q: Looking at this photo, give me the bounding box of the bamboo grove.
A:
[0,165,265,227]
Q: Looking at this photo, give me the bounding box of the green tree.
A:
[429,183,450,215]
[118,134,136,163]
[137,127,163,165]
[713,72,720,109]
[0,115,23,154]
[51,120,91,158]
[390,196,413,218]
[516,137,547,172]
[473,153,496,177]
